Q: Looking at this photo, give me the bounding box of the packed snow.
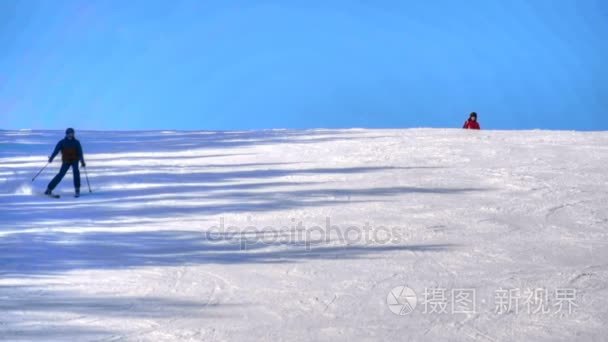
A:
[1,129,607,341]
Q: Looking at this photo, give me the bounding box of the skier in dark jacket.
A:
[463,112,481,130]
[45,128,86,197]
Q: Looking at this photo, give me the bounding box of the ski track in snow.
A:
[0,128,607,341]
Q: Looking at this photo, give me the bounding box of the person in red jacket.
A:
[463,112,481,130]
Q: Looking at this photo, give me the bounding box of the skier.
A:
[44,128,86,197]
[463,112,481,130]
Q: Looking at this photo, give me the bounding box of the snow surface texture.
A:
[1,129,607,341]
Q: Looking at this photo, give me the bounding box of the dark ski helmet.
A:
[470,112,478,118]
[66,128,75,135]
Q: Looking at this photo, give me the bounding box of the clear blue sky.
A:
[1,0,606,131]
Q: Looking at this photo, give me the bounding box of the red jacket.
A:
[463,119,480,130]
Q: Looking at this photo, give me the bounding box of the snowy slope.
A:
[1,129,607,341]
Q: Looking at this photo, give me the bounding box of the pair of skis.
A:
[44,192,82,199]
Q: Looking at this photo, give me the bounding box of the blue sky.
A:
[0,0,606,131]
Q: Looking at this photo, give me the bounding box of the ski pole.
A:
[31,162,50,182]
[84,166,92,193]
